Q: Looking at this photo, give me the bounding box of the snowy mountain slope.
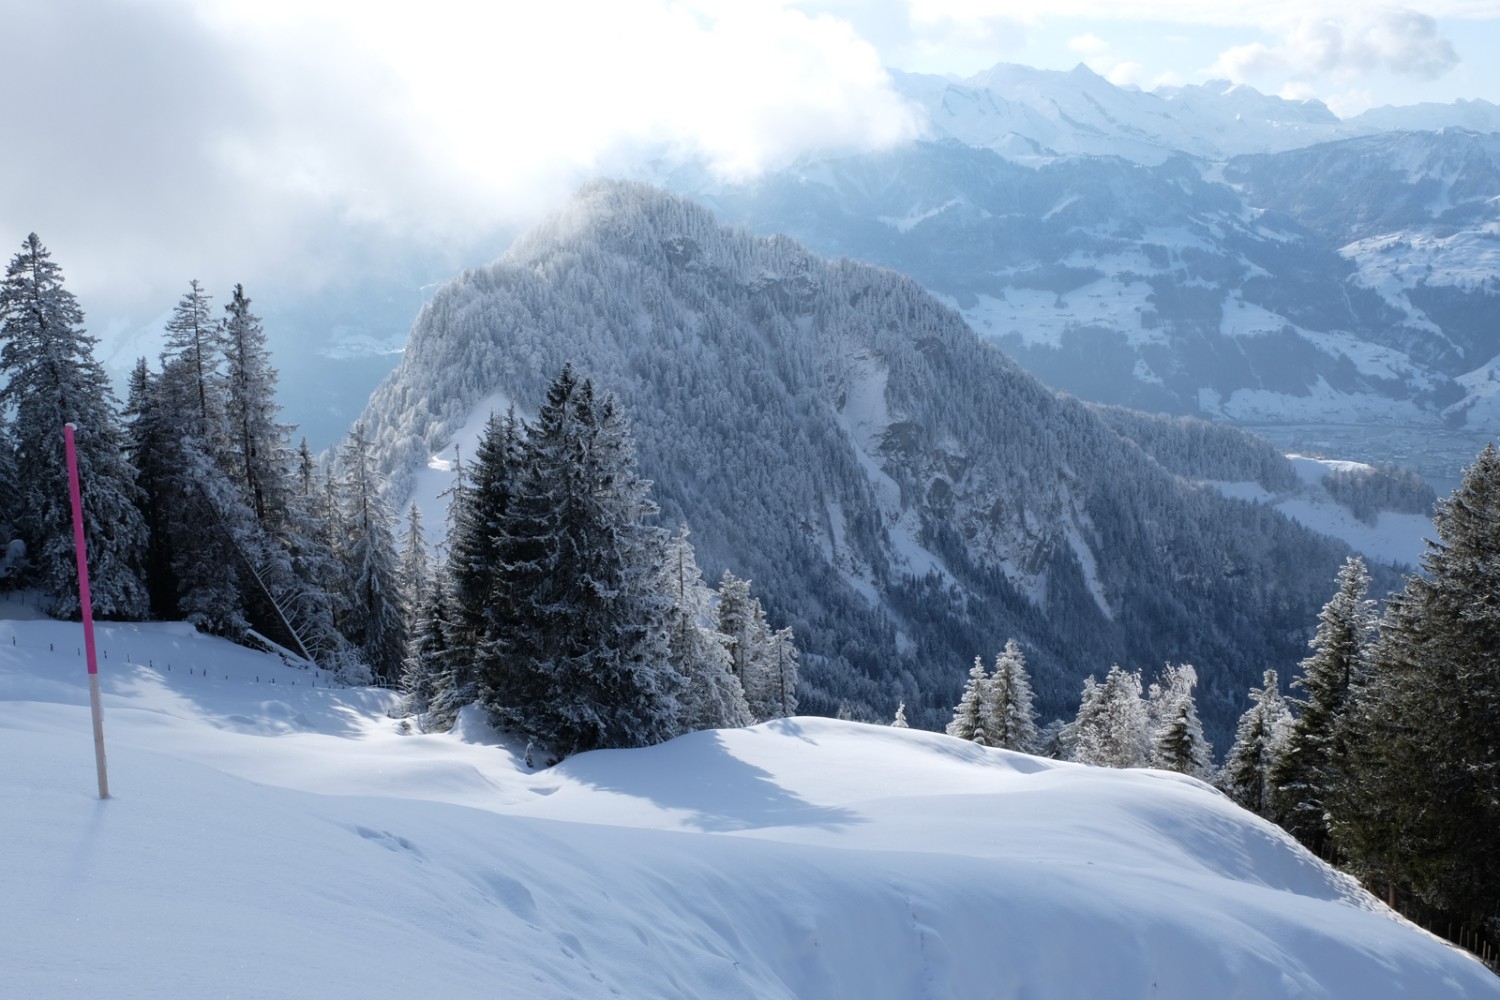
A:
[357,181,1360,744]
[891,64,1430,165]
[693,129,1499,485]
[3,611,1493,1000]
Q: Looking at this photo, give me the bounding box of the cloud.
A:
[0,0,922,321]
[1068,33,1110,56]
[1210,8,1459,85]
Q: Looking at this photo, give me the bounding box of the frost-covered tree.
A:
[1329,447,1500,926]
[398,502,430,627]
[985,639,1039,752]
[0,234,148,618]
[1071,664,1150,768]
[891,702,910,728]
[338,422,406,681]
[947,656,990,744]
[484,367,681,752]
[161,279,221,428]
[1273,556,1374,854]
[662,526,751,731]
[1149,663,1214,780]
[763,627,800,720]
[220,284,286,523]
[448,410,522,648]
[1219,669,1293,818]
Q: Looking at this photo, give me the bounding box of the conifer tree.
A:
[1273,556,1374,854]
[1071,664,1150,768]
[398,502,430,628]
[448,410,521,648]
[891,702,910,728]
[338,422,406,681]
[401,574,452,725]
[1329,447,1500,927]
[161,279,221,428]
[947,656,990,743]
[985,639,1039,752]
[662,526,751,731]
[1149,663,1214,780]
[0,234,149,618]
[220,284,285,523]
[484,367,681,752]
[1219,669,1293,818]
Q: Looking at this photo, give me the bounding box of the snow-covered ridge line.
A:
[3,612,1494,1000]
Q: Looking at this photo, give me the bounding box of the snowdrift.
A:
[1,611,1493,999]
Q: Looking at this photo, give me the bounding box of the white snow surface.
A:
[1207,455,1434,569]
[3,609,1493,1000]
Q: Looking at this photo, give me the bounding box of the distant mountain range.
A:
[358,181,1385,748]
[100,63,1500,480]
[682,73,1500,487]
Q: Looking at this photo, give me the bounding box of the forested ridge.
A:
[359,180,1362,745]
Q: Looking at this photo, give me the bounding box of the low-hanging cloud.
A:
[0,0,923,323]
[1212,8,1459,86]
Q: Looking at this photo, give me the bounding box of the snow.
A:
[1205,455,1434,569]
[4,612,1493,999]
[405,390,515,547]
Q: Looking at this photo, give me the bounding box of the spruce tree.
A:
[947,656,990,743]
[0,234,148,618]
[220,284,286,524]
[448,409,522,648]
[1219,669,1293,818]
[161,279,220,427]
[1071,665,1150,768]
[1273,556,1374,855]
[891,702,910,728]
[985,639,1039,752]
[662,526,751,731]
[1330,447,1500,927]
[1149,663,1214,780]
[485,367,681,752]
[338,422,406,681]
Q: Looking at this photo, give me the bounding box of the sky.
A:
[3,0,1499,328]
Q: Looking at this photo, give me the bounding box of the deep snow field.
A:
[2,599,1494,1000]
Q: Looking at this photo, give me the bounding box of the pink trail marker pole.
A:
[64,423,109,800]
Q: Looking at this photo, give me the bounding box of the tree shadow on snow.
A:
[555,730,866,833]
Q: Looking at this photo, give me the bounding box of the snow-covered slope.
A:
[3,610,1493,999]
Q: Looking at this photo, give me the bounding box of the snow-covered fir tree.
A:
[448,410,522,649]
[0,234,149,618]
[1219,669,1293,818]
[946,656,990,744]
[1329,447,1500,928]
[1149,663,1214,780]
[716,570,794,724]
[161,280,221,427]
[661,526,752,731]
[891,702,910,728]
[401,574,453,727]
[1070,665,1150,768]
[398,502,430,628]
[483,367,681,752]
[337,422,406,682]
[220,284,287,524]
[1272,556,1374,855]
[984,639,1039,752]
